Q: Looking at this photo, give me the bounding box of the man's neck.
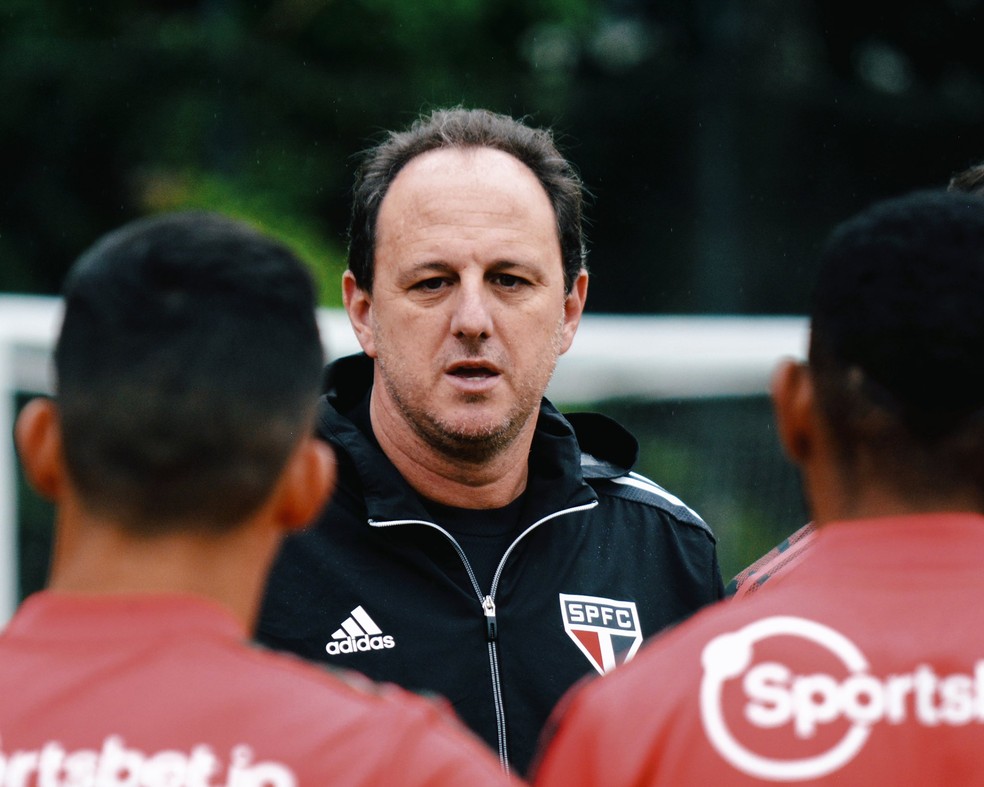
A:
[806,458,984,525]
[47,501,279,633]
[368,394,533,510]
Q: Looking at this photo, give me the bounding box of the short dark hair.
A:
[55,211,325,534]
[948,161,984,196]
[808,189,984,499]
[348,107,587,294]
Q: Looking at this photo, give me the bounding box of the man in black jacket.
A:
[257,107,725,776]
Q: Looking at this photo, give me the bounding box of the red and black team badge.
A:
[559,593,643,675]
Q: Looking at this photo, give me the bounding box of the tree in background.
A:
[4,0,983,313]
[0,0,597,303]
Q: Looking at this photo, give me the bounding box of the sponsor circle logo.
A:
[700,615,984,780]
[325,606,395,656]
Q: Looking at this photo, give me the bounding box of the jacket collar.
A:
[316,354,637,524]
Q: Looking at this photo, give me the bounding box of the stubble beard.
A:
[373,324,565,465]
[376,356,553,464]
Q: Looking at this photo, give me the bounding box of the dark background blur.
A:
[4,0,983,310]
[4,0,984,589]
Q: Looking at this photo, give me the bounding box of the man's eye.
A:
[495,274,525,288]
[415,278,447,291]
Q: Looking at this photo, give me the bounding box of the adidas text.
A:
[326,635,395,655]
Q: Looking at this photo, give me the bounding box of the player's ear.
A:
[14,397,67,502]
[274,436,337,532]
[771,358,815,465]
[342,271,377,358]
[559,269,589,355]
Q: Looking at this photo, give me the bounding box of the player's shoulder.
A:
[232,644,509,784]
[241,645,498,744]
[220,638,425,721]
[588,587,773,701]
[565,410,711,535]
[559,596,727,730]
[595,471,711,534]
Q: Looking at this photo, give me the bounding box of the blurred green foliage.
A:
[4,1,983,311]
[0,0,600,304]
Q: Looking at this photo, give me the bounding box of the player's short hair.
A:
[808,189,984,499]
[54,211,324,534]
[348,106,587,294]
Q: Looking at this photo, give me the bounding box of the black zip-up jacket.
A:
[257,354,725,775]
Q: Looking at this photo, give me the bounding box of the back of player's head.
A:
[808,189,984,498]
[55,211,324,533]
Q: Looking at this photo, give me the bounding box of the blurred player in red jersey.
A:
[728,159,984,600]
[6,212,512,787]
[533,189,984,785]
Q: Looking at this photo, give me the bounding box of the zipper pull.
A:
[483,595,498,642]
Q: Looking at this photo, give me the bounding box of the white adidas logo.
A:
[325,605,396,655]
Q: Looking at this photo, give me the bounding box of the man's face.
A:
[344,146,587,461]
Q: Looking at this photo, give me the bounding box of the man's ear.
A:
[558,269,589,355]
[273,436,337,532]
[14,397,66,502]
[342,271,377,358]
[771,358,816,465]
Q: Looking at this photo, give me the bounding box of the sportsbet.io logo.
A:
[699,615,984,781]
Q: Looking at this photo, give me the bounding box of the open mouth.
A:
[448,363,499,380]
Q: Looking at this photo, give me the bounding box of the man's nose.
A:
[449,281,494,339]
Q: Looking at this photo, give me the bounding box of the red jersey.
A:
[534,514,984,786]
[0,592,511,786]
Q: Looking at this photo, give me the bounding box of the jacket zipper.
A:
[370,499,598,773]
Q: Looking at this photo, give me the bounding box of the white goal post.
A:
[0,294,808,624]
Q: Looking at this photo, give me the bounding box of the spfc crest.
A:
[559,593,643,675]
